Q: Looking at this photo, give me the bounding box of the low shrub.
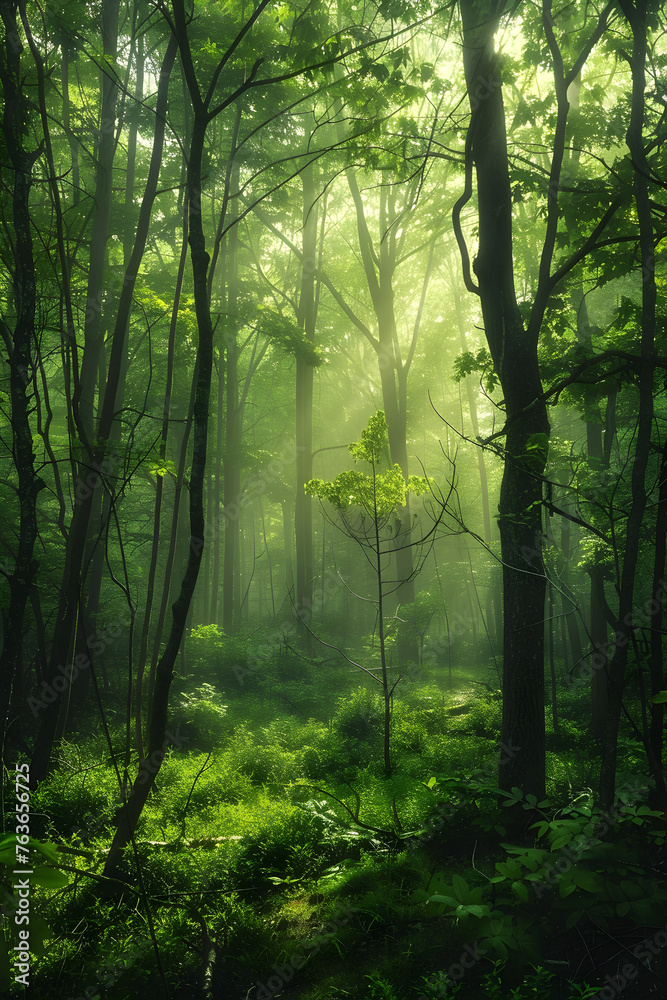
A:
[31,742,123,839]
[235,806,337,889]
[230,724,301,785]
[155,751,253,820]
[168,681,230,749]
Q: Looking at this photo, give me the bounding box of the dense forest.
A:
[1,0,667,997]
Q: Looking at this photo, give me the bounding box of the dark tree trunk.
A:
[648,437,667,807]
[599,0,657,806]
[147,365,197,721]
[459,0,550,797]
[135,201,188,759]
[573,288,610,738]
[0,4,45,754]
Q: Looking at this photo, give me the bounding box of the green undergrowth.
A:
[15,663,667,1000]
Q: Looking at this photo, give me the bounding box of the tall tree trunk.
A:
[75,0,120,441]
[0,4,45,754]
[135,202,189,758]
[345,171,417,659]
[599,0,656,806]
[222,161,241,633]
[83,26,146,701]
[147,365,197,721]
[573,289,610,738]
[60,33,80,205]
[452,277,492,545]
[209,345,224,623]
[295,162,318,616]
[648,437,667,806]
[61,0,120,719]
[459,0,550,797]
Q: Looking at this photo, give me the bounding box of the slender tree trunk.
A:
[599,0,656,806]
[282,500,294,599]
[222,162,241,633]
[60,34,80,205]
[83,27,146,697]
[648,437,667,806]
[0,5,45,753]
[560,512,584,667]
[136,201,189,758]
[345,171,416,634]
[453,279,492,544]
[209,345,224,623]
[573,288,610,737]
[61,0,120,718]
[147,365,196,721]
[75,0,120,441]
[295,162,318,616]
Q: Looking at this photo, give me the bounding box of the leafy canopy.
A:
[305,410,428,518]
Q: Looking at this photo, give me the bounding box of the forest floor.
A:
[7,651,667,1000]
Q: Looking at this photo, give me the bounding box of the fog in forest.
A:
[1,2,666,998]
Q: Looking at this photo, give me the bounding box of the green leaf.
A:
[29,839,59,864]
[570,870,605,893]
[452,347,497,392]
[651,691,667,704]
[31,865,70,889]
[496,860,523,880]
[487,937,508,960]
[525,433,549,463]
[565,909,583,929]
[427,894,458,908]
[451,873,469,903]
[457,903,491,918]
[148,459,177,479]
[530,820,550,839]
